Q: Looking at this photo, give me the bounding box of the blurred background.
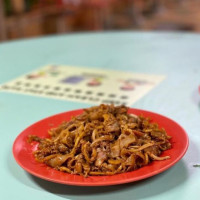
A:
[1,0,200,41]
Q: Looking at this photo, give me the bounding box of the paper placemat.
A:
[0,65,165,106]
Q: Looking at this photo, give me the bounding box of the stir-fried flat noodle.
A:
[28,104,172,177]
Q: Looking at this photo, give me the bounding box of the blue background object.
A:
[0,32,199,200]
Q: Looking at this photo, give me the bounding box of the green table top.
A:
[0,31,199,200]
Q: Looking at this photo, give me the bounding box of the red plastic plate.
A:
[12,108,189,186]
